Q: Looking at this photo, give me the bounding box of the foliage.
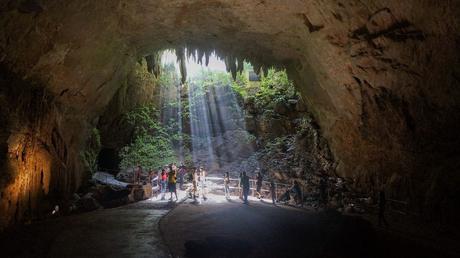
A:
[82,127,101,174]
[119,104,176,171]
[230,71,250,98]
[157,63,180,88]
[255,69,296,108]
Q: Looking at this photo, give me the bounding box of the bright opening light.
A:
[161,49,227,79]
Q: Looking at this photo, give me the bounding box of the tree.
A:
[119,105,176,171]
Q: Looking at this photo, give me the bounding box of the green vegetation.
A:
[117,58,297,171]
[82,127,101,174]
[227,66,297,110]
[118,104,176,170]
[252,69,296,109]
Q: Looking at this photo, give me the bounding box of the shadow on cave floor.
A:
[160,194,458,258]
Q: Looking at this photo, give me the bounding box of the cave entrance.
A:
[105,48,315,183]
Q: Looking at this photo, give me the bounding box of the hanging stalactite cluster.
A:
[142,46,281,84]
[144,53,161,78]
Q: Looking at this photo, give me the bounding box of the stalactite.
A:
[230,57,237,80]
[253,62,262,76]
[205,51,210,66]
[263,66,269,77]
[237,58,244,74]
[197,49,204,65]
[144,53,161,78]
[223,56,237,80]
[176,47,187,84]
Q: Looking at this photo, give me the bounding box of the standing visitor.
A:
[134,165,142,184]
[241,172,250,204]
[178,163,186,190]
[256,172,263,199]
[200,167,207,200]
[224,172,231,198]
[160,169,168,200]
[191,169,198,199]
[238,172,243,200]
[168,164,178,201]
[270,179,276,204]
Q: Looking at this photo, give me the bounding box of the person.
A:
[191,169,198,199]
[278,188,291,203]
[168,164,178,201]
[238,172,243,200]
[224,172,231,198]
[178,163,186,190]
[160,169,168,200]
[255,172,263,199]
[378,189,388,227]
[278,181,302,205]
[241,172,250,204]
[134,165,142,184]
[199,167,207,200]
[148,169,155,185]
[270,179,276,204]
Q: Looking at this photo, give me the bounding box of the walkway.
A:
[0,191,455,258]
[0,193,187,258]
[160,194,454,258]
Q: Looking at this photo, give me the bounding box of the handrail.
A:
[204,176,293,200]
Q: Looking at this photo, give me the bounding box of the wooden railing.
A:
[205,176,292,200]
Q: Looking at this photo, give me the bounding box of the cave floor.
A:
[0,192,456,258]
[0,196,182,258]
[160,194,456,258]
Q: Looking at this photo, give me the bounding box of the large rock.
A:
[76,193,102,212]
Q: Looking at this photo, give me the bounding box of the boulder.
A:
[76,193,102,212]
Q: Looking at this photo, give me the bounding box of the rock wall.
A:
[0,66,87,228]
[243,96,334,180]
[0,0,459,229]
[97,60,160,155]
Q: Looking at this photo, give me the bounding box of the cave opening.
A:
[1,1,460,257]
[95,48,325,181]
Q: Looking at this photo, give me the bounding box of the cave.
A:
[1,0,460,257]
[96,148,120,173]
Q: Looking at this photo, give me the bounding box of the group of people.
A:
[149,163,187,201]
[136,164,389,227]
[136,163,303,206]
[137,163,305,206]
[227,171,302,205]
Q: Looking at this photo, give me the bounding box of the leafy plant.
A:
[255,69,296,108]
[82,128,101,174]
[119,105,176,171]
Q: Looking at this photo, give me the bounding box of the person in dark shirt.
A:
[270,179,276,204]
[241,172,250,204]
